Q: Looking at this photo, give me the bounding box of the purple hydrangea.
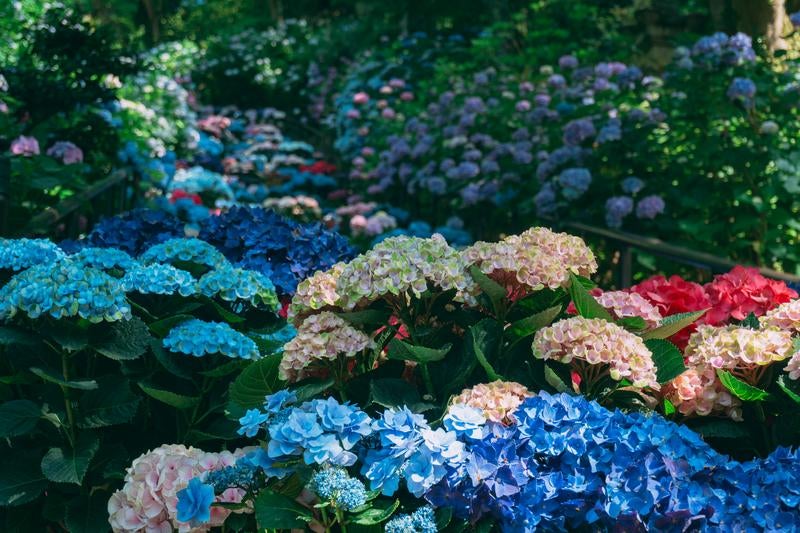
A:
[636,195,666,219]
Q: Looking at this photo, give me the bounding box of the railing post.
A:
[619,245,633,288]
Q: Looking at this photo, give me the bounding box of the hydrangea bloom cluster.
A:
[140,238,229,269]
[663,366,742,420]
[594,290,663,329]
[703,266,797,324]
[384,506,438,533]
[69,247,136,271]
[533,316,658,389]
[684,325,794,383]
[761,298,800,333]
[197,265,279,310]
[0,261,131,322]
[107,444,249,533]
[287,263,344,322]
[163,319,259,359]
[336,234,474,310]
[279,311,375,381]
[0,239,66,271]
[46,141,84,164]
[308,467,367,511]
[464,227,597,297]
[267,396,372,468]
[65,208,185,256]
[121,263,198,296]
[450,381,533,424]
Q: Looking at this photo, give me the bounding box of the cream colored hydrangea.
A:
[596,290,662,329]
[451,381,534,424]
[288,262,345,324]
[760,298,800,333]
[664,366,742,421]
[280,311,375,381]
[685,325,794,371]
[533,316,658,389]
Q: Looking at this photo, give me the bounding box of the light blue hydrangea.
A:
[169,166,234,199]
[0,261,130,322]
[140,238,229,269]
[308,467,368,511]
[198,265,279,310]
[385,506,438,533]
[163,319,259,359]
[69,247,136,271]
[0,239,65,271]
[238,408,270,437]
[120,263,197,296]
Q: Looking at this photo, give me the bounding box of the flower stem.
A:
[61,352,76,447]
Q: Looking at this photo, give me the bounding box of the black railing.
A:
[558,221,800,287]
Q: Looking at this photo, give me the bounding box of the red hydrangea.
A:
[299,161,337,175]
[703,266,797,324]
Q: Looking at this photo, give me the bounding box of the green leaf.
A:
[150,340,193,380]
[691,419,749,439]
[91,317,151,360]
[641,310,706,340]
[777,375,800,404]
[65,491,112,533]
[351,499,400,525]
[616,316,648,332]
[469,319,503,381]
[30,367,98,390]
[739,312,760,329]
[469,265,507,314]
[291,377,335,403]
[717,370,770,402]
[0,326,39,346]
[369,378,422,410]
[337,309,392,326]
[200,359,248,378]
[0,400,41,437]
[254,489,312,530]
[387,339,451,363]
[138,383,199,409]
[208,299,246,323]
[544,364,569,393]
[663,398,676,416]
[227,354,282,410]
[148,314,194,338]
[435,507,453,530]
[505,305,561,341]
[40,434,99,485]
[0,454,48,506]
[78,377,140,429]
[567,273,612,321]
[48,321,89,351]
[645,339,686,384]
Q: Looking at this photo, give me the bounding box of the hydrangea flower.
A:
[198,265,279,310]
[727,77,756,106]
[533,316,658,389]
[664,366,741,420]
[593,290,663,329]
[703,266,796,324]
[69,247,136,271]
[121,263,197,296]
[557,167,592,199]
[0,238,65,271]
[464,227,597,297]
[635,195,665,219]
[66,208,185,256]
[761,298,800,333]
[279,311,375,382]
[385,506,438,533]
[308,467,367,511]
[0,261,130,322]
[605,196,634,228]
[46,141,84,164]
[336,234,474,310]
[288,263,345,322]
[141,238,229,269]
[450,381,533,424]
[175,478,214,527]
[163,319,259,359]
[10,135,40,156]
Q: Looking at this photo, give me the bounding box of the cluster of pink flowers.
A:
[533,316,658,389]
[464,227,597,298]
[704,266,797,324]
[288,263,344,323]
[279,311,375,382]
[684,325,794,377]
[107,444,250,533]
[46,141,84,164]
[349,210,397,237]
[584,290,663,329]
[450,381,533,424]
[663,366,742,421]
[760,298,800,333]
[10,135,40,157]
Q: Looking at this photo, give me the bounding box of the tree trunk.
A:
[731,0,788,51]
[141,0,161,44]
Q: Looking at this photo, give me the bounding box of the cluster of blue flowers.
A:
[385,506,438,533]
[308,467,368,511]
[197,264,279,310]
[140,238,229,269]
[0,239,65,271]
[163,319,259,359]
[69,247,136,271]
[727,77,757,107]
[120,263,198,296]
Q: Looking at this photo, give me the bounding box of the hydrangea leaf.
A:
[65,490,111,533]
[506,305,561,342]
[40,433,99,485]
[0,453,48,506]
[640,310,706,340]
[369,378,429,411]
[254,489,312,530]
[387,338,451,363]
[644,339,686,384]
[48,320,89,352]
[227,353,282,411]
[616,316,648,332]
[148,314,195,338]
[77,377,140,429]
[777,375,800,404]
[337,309,393,327]
[137,383,199,409]
[30,367,98,390]
[291,377,335,403]
[690,418,749,439]
[469,265,506,314]
[351,499,400,526]
[567,273,613,322]
[469,319,504,381]
[0,400,42,437]
[717,370,770,402]
[149,339,193,380]
[91,317,152,360]
[0,326,40,346]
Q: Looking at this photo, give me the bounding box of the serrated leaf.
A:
[41,434,99,485]
[48,321,89,351]
[544,364,569,393]
[717,370,770,401]
[617,316,647,332]
[567,273,612,321]
[641,310,706,340]
[138,383,199,409]
[0,400,41,437]
[0,326,39,346]
[291,377,335,403]
[148,314,195,338]
[337,309,392,326]
[150,339,193,380]
[777,375,800,404]
[254,489,312,530]
[208,299,246,323]
[506,305,561,342]
[0,454,48,506]
[228,354,282,410]
[351,499,400,525]
[30,367,98,390]
[644,339,686,384]
[387,339,451,363]
[78,377,140,428]
[91,317,151,360]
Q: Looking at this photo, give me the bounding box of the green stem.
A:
[61,352,76,447]
[335,509,348,533]
[419,363,435,399]
[320,507,332,533]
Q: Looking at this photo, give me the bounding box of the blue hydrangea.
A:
[163,319,259,359]
[69,247,136,271]
[120,263,197,296]
[562,118,596,146]
[557,168,592,200]
[443,405,486,439]
[385,506,438,533]
[168,166,234,199]
[727,77,756,106]
[140,238,229,269]
[308,467,368,511]
[63,208,184,255]
[198,265,279,310]
[0,239,65,271]
[238,408,270,438]
[175,478,214,526]
[268,396,372,468]
[636,195,666,219]
[204,461,261,493]
[621,176,645,194]
[605,196,634,228]
[0,261,131,322]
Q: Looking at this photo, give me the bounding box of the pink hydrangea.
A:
[10,135,40,156]
[451,381,533,424]
[288,263,344,323]
[279,311,375,382]
[353,92,370,105]
[760,298,800,333]
[787,352,800,380]
[664,366,741,420]
[533,316,658,389]
[703,266,797,324]
[46,141,84,164]
[685,325,794,384]
[464,227,597,299]
[107,444,250,533]
[594,290,662,329]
